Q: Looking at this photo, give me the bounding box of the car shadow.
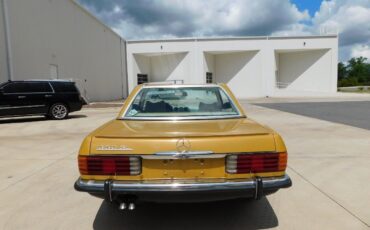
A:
[67,114,87,119]
[93,197,278,230]
[0,114,87,124]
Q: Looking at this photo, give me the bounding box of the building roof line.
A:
[127,34,338,44]
[70,0,126,41]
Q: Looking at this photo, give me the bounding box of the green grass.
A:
[339,89,370,94]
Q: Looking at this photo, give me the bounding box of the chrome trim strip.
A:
[122,115,244,121]
[143,151,225,159]
[0,104,45,110]
[142,84,218,88]
[155,151,213,156]
[75,175,291,192]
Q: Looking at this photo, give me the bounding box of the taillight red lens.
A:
[78,156,141,175]
[226,152,287,174]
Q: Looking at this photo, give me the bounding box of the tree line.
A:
[338,57,370,87]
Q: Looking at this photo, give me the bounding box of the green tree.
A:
[338,62,347,80]
[347,57,369,84]
[338,56,370,87]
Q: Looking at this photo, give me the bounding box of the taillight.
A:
[226,152,287,174]
[78,156,141,175]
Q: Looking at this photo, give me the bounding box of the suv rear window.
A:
[51,82,78,93]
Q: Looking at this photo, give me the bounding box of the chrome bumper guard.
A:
[75,174,292,201]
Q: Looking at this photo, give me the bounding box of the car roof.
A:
[8,79,75,83]
[142,82,220,88]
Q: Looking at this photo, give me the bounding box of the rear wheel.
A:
[49,103,69,120]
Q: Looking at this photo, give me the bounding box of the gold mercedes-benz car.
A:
[74,83,291,210]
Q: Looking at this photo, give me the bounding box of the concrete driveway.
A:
[0,102,369,229]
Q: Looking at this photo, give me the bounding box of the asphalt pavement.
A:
[255,101,370,130]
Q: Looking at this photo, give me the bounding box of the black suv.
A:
[0,80,86,120]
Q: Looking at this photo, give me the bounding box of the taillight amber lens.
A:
[78,155,141,175]
[226,152,287,174]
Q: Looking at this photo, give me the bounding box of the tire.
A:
[49,103,69,120]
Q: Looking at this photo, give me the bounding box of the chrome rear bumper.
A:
[74,175,292,202]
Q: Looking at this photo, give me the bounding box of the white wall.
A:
[0,1,338,100]
[0,0,8,83]
[203,52,214,80]
[133,54,151,82]
[213,51,262,97]
[150,53,189,82]
[278,49,332,92]
[270,37,338,94]
[1,0,127,101]
[127,35,338,98]
[133,52,189,83]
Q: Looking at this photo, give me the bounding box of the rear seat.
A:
[144,101,173,112]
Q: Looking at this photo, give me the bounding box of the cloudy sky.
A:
[78,0,370,62]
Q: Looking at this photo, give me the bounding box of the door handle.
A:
[18,96,26,99]
[45,95,53,98]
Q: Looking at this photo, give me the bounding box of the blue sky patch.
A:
[292,0,322,16]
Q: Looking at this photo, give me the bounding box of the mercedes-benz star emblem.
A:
[176,138,191,153]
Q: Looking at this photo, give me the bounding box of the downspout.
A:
[1,0,13,81]
[119,38,124,99]
[123,38,129,98]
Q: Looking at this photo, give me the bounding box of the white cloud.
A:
[80,0,310,38]
[271,23,312,36]
[351,45,370,61]
[113,5,122,14]
[79,0,370,61]
[311,0,370,60]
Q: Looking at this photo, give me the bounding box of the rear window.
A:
[51,82,78,93]
[3,82,52,93]
[124,86,241,120]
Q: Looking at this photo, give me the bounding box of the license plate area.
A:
[142,158,225,179]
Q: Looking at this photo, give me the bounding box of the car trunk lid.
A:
[88,119,277,179]
[93,118,273,138]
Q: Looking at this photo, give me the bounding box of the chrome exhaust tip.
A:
[128,203,135,210]
[119,203,127,210]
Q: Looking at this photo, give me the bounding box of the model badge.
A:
[96,145,133,151]
[176,138,191,153]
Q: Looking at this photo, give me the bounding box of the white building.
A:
[0,0,127,101]
[127,36,338,98]
[0,0,338,101]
